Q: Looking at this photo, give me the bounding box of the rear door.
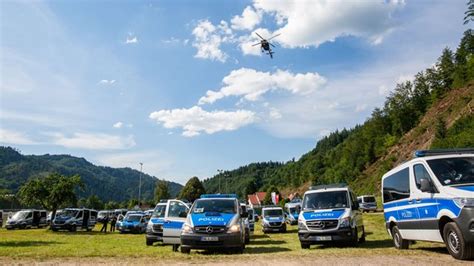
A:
[162,200,189,245]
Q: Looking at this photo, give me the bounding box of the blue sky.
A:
[0,0,470,185]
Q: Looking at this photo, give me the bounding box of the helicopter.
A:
[252,32,281,59]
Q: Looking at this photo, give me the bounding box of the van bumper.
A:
[299,228,354,244]
[181,232,242,249]
[455,207,474,244]
[146,231,163,242]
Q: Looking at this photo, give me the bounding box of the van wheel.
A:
[180,247,191,254]
[146,239,154,246]
[52,228,58,232]
[443,222,474,260]
[70,225,77,232]
[351,228,359,247]
[391,225,409,249]
[301,243,310,249]
[359,226,366,243]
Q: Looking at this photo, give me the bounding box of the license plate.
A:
[316,236,331,241]
[201,236,219,241]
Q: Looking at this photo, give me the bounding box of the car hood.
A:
[302,209,347,221]
[190,212,237,227]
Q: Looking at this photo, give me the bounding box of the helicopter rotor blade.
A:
[252,42,262,46]
[254,32,265,40]
[267,33,281,41]
[269,42,276,48]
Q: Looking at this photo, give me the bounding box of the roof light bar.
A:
[414,148,474,158]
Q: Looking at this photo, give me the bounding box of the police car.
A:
[180,194,247,254]
[298,184,365,249]
[382,149,474,260]
[261,206,287,233]
[146,201,167,246]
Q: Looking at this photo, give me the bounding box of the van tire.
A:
[146,239,154,246]
[351,228,359,247]
[180,247,190,254]
[391,225,409,249]
[301,243,310,249]
[443,222,474,260]
[70,225,76,232]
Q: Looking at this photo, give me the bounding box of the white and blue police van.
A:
[261,206,287,233]
[298,184,365,249]
[382,149,474,260]
[156,199,190,251]
[285,201,302,225]
[357,195,377,213]
[145,201,167,246]
[180,194,247,254]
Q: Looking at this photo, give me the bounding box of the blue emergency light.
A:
[414,148,474,158]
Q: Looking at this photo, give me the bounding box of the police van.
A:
[285,201,302,225]
[298,184,365,249]
[357,195,377,212]
[261,206,287,233]
[159,199,190,250]
[146,201,167,246]
[5,209,47,229]
[51,208,97,232]
[382,149,474,260]
[180,194,247,254]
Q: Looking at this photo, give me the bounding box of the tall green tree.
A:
[17,173,83,220]
[104,201,119,210]
[179,177,206,202]
[465,0,474,24]
[85,194,104,210]
[154,180,170,202]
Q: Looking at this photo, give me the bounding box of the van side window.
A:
[413,164,433,190]
[383,168,410,203]
[168,202,188,218]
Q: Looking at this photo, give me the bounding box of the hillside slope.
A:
[0,147,183,203]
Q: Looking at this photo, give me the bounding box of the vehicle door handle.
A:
[407,200,413,204]
[415,198,421,203]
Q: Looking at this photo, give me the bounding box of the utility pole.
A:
[138,162,143,208]
[217,169,223,193]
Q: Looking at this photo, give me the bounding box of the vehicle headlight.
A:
[262,219,269,226]
[298,222,306,230]
[182,224,193,234]
[227,224,240,233]
[454,198,474,208]
[339,217,351,228]
[147,222,153,230]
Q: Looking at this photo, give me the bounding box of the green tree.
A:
[85,194,104,210]
[465,0,474,24]
[17,173,83,220]
[154,180,171,202]
[104,201,119,210]
[179,177,206,202]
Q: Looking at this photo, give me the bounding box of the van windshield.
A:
[57,209,78,218]
[288,206,301,214]
[125,215,142,222]
[363,196,376,203]
[153,205,166,218]
[98,211,108,218]
[427,157,474,186]
[10,211,30,221]
[192,199,236,214]
[264,209,283,217]
[303,191,349,210]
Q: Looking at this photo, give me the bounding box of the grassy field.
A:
[0,213,449,262]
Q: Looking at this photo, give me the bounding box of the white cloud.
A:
[198,68,326,105]
[0,129,38,145]
[231,6,262,31]
[149,106,255,137]
[253,0,405,47]
[48,132,136,150]
[355,103,368,112]
[269,108,282,120]
[98,79,116,85]
[126,36,138,44]
[113,122,123,128]
[191,20,234,62]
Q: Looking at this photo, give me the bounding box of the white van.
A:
[382,149,474,260]
[298,184,365,249]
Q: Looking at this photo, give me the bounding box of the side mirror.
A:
[241,211,248,218]
[420,178,435,193]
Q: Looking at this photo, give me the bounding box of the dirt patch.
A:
[1,254,471,266]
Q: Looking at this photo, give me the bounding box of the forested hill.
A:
[0,147,183,203]
[203,29,474,198]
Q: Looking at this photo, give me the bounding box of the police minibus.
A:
[382,149,474,260]
[180,194,247,254]
[261,206,286,233]
[285,201,302,225]
[146,201,167,246]
[298,184,365,249]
